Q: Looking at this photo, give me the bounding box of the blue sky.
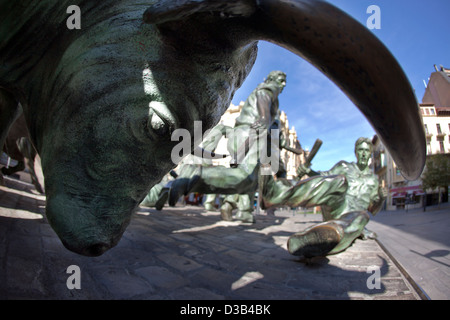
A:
[231,0,450,171]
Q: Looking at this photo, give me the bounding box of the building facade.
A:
[373,65,450,210]
[278,110,305,180]
[372,135,425,211]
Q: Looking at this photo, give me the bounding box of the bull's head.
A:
[0,0,425,256]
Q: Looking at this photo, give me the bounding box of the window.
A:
[439,141,445,153]
[421,106,436,115]
[424,124,429,134]
[381,153,386,167]
[437,124,442,134]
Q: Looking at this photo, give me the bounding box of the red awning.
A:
[392,192,407,198]
[391,185,425,197]
[390,185,424,193]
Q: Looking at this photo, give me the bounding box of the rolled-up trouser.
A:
[261,174,348,214]
[328,210,371,254]
[141,183,164,207]
[189,125,261,195]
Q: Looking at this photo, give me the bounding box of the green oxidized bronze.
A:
[169,71,287,223]
[168,71,370,231]
[169,122,232,211]
[0,0,425,256]
[287,137,387,258]
[140,170,176,210]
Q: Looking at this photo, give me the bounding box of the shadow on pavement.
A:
[0,177,419,300]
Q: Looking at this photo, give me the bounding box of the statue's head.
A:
[265,71,287,93]
[354,137,373,169]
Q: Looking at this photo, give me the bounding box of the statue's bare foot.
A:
[360,228,377,240]
[220,202,234,221]
[235,210,255,224]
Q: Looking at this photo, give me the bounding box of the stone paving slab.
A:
[369,206,450,300]
[0,176,422,300]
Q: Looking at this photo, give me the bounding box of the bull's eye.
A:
[148,110,168,136]
[146,101,177,139]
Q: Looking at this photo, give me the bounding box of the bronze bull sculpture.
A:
[0,0,425,256]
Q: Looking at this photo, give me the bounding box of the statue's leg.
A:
[328,211,370,254]
[168,164,202,206]
[287,211,370,257]
[235,192,256,223]
[155,188,169,211]
[168,132,260,205]
[220,194,238,221]
[16,137,44,194]
[275,156,287,179]
[260,174,368,258]
[0,90,21,185]
[360,227,377,240]
[261,174,348,212]
[204,194,217,211]
[141,183,164,207]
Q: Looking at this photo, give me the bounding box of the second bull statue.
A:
[0,0,425,256]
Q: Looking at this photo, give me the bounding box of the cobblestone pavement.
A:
[0,176,422,300]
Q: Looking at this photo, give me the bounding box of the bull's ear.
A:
[143,0,256,24]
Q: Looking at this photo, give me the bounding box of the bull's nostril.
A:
[85,243,110,257]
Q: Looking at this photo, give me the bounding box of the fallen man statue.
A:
[0,0,425,256]
[288,137,387,258]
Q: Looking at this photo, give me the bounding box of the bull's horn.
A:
[143,0,256,24]
[145,0,426,180]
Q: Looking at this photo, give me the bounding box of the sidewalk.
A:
[0,175,423,300]
[368,203,450,300]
